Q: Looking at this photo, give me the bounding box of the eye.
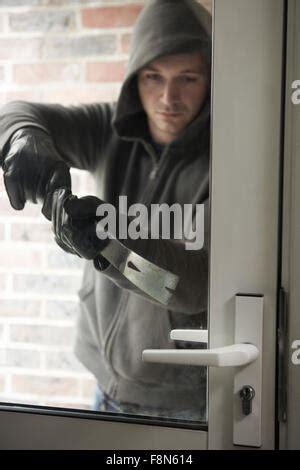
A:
[144,73,163,82]
[179,76,198,84]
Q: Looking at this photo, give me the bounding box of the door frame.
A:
[280,0,300,450]
[208,0,284,449]
[0,0,285,449]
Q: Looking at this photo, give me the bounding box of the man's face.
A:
[138,52,209,144]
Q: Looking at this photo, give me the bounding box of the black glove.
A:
[52,188,109,261]
[2,127,71,220]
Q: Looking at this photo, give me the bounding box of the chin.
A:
[164,125,186,137]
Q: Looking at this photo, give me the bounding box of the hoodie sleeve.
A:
[0,100,114,172]
[97,198,209,315]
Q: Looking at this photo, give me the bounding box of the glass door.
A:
[0,0,285,449]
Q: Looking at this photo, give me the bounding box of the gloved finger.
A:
[52,188,64,237]
[63,195,101,220]
[51,187,72,230]
[53,188,71,241]
[62,221,99,260]
[59,225,85,259]
[42,163,71,220]
[51,188,60,237]
[59,215,80,254]
[2,156,26,210]
[43,190,55,221]
[54,188,81,255]
[52,189,77,254]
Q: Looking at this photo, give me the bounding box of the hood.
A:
[113,0,212,145]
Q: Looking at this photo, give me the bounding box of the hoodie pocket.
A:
[106,292,178,385]
[103,291,130,367]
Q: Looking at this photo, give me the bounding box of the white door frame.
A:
[208,0,284,450]
[280,0,300,451]
[0,0,285,449]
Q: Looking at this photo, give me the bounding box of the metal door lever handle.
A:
[142,342,258,367]
[170,329,208,343]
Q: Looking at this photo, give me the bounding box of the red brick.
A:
[13,63,82,84]
[86,61,126,83]
[81,5,143,29]
[121,33,132,54]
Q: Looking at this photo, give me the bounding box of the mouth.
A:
[158,111,183,119]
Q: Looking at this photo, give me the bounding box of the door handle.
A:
[170,328,208,343]
[142,295,264,448]
[142,337,258,367]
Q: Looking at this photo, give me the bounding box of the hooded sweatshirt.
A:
[0,0,211,414]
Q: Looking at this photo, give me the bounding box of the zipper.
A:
[149,166,158,180]
[139,142,171,205]
[123,137,171,199]
[144,141,159,180]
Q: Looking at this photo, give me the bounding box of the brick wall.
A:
[0,0,212,410]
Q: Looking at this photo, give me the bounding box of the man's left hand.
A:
[51,188,107,259]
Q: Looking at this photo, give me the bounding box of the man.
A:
[0,0,211,421]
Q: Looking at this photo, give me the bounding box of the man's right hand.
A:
[2,127,71,221]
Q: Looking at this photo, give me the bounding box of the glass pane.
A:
[0,0,211,426]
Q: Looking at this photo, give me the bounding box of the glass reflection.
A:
[0,0,212,425]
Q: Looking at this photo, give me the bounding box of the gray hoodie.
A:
[0,0,211,414]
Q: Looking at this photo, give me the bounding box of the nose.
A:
[160,80,180,106]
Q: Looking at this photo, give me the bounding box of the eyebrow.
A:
[142,66,205,74]
[180,69,205,74]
